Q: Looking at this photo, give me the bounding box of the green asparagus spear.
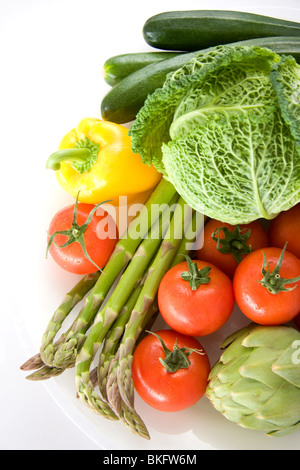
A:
[24,364,68,381]
[88,284,144,394]
[103,198,190,437]
[104,208,201,394]
[113,208,204,438]
[121,402,151,440]
[105,352,151,439]
[20,352,46,372]
[20,271,100,377]
[96,194,179,402]
[23,296,102,381]
[75,194,178,416]
[116,197,191,410]
[39,271,101,367]
[106,300,159,439]
[96,281,144,402]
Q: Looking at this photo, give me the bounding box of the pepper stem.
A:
[46,137,100,174]
[258,243,300,294]
[147,331,205,374]
[180,254,211,290]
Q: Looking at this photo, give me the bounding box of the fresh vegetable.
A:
[101,37,300,124]
[46,117,161,205]
[158,255,234,337]
[47,196,118,274]
[96,276,151,405]
[233,245,300,325]
[268,203,300,258]
[143,10,300,51]
[103,52,181,86]
[206,323,300,437]
[129,45,300,225]
[196,219,269,278]
[131,329,211,412]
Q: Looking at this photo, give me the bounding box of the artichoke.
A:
[206,323,300,437]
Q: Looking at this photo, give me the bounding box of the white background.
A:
[1,0,300,451]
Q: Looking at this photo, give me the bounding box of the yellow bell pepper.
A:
[46,117,161,205]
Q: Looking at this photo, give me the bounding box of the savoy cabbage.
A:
[129,45,300,224]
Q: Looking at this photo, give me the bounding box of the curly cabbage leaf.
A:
[270,55,300,152]
[129,45,300,224]
[163,111,299,224]
[129,45,280,174]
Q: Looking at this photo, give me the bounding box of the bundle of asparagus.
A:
[20,178,204,439]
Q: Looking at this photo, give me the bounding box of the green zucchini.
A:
[101,36,300,124]
[103,52,181,86]
[143,10,300,51]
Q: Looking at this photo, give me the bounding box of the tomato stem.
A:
[147,331,205,373]
[180,254,211,290]
[211,224,252,263]
[258,243,300,294]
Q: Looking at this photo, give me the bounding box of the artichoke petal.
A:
[221,323,255,349]
[242,325,300,349]
[238,414,279,432]
[207,380,232,399]
[217,354,252,383]
[220,339,252,364]
[220,395,253,423]
[258,381,300,427]
[272,344,300,387]
[230,377,274,411]
[268,420,300,437]
[208,360,224,381]
[239,347,283,389]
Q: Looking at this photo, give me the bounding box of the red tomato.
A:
[48,202,118,274]
[268,204,300,259]
[132,329,211,412]
[196,219,269,279]
[233,247,300,325]
[158,259,235,337]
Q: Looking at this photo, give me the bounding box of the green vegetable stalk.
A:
[116,197,192,410]
[39,271,101,367]
[96,268,160,405]
[106,208,202,439]
[20,271,100,377]
[105,300,159,439]
[96,280,144,403]
[75,193,180,418]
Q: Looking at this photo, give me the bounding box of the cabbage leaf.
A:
[129,45,300,224]
[270,55,300,152]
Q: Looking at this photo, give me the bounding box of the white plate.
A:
[5,0,300,451]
